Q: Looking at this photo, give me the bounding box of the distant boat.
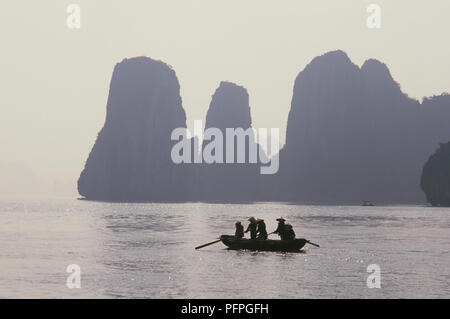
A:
[362,200,375,206]
[219,235,307,252]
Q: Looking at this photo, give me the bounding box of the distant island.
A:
[78,51,450,204]
[421,142,450,206]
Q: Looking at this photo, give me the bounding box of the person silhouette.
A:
[245,217,258,239]
[256,219,268,239]
[235,221,244,239]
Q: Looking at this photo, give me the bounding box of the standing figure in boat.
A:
[256,219,268,239]
[235,221,244,239]
[273,217,287,240]
[245,217,258,239]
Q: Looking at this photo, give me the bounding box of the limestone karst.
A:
[420,142,450,206]
[278,50,450,203]
[78,52,450,204]
[78,57,189,201]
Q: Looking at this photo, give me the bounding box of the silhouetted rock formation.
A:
[279,50,450,203]
[420,142,450,206]
[78,57,189,201]
[78,52,450,204]
[198,81,262,201]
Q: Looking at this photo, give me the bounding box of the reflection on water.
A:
[0,199,449,298]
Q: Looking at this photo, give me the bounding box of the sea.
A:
[0,199,449,298]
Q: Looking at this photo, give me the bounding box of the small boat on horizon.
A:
[362,200,375,206]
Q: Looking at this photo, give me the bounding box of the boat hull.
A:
[220,235,307,252]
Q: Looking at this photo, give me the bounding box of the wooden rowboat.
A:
[220,235,307,252]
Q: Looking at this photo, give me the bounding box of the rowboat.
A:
[219,235,307,252]
[362,200,375,206]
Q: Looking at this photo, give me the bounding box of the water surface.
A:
[0,199,448,298]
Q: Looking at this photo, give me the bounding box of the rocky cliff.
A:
[78,52,450,204]
[78,57,189,201]
[198,81,262,201]
[278,50,450,203]
[420,142,450,206]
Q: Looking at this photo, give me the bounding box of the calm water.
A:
[0,199,449,298]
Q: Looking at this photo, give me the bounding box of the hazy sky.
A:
[1,0,449,199]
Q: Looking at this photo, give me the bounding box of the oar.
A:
[306,240,320,248]
[195,239,221,250]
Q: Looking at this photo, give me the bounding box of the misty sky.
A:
[1,0,449,199]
